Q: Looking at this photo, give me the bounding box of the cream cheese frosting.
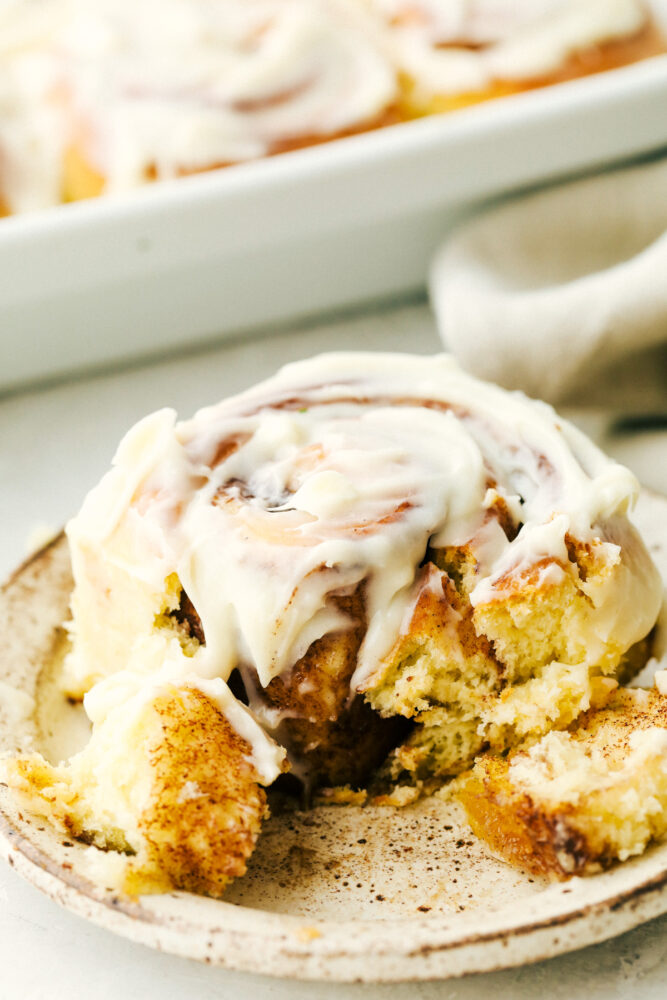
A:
[508,721,667,805]
[64,352,662,766]
[56,0,397,188]
[369,0,649,95]
[0,0,398,207]
[0,0,65,213]
[0,0,658,212]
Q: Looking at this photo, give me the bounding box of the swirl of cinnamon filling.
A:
[63,353,662,788]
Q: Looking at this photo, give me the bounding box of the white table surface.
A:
[1,301,666,999]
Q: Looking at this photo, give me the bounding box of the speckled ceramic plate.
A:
[0,492,666,983]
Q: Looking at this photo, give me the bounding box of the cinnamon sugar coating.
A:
[6,686,270,897]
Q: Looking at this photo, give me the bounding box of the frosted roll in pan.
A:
[0,0,661,214]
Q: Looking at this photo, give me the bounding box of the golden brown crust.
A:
[457,757,592,878]
[136,687,267,897]
[62,144,105,202]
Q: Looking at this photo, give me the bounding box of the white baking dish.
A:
[1,4,667,392]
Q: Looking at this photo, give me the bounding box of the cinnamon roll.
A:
[367,0,665,116]
[6,353,662,896]
[0,0,664,214]
[56,0,399,200]
[0,0,65,215]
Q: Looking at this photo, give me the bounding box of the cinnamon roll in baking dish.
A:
[368,0,665,115]
[0,0,664,213]
[58,0,399,201]
[5,354,663,896]
[0,0,400,210]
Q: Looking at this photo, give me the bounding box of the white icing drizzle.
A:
[368,0,649,96]
[66,353,662,755]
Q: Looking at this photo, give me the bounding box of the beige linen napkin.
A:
[429,157,667,404]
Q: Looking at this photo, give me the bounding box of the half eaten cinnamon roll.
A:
[6,353,662,896]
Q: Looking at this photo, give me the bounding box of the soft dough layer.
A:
[364,518,657,782]
[458,687,667,876]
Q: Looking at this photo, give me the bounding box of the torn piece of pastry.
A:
[5,352,662,895]
[6,681,285,897]
[368,0,665,116]
[458,686,667,877]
